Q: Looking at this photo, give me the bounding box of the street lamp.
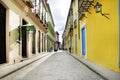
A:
[94,2,109,19]
[94,2,102,13]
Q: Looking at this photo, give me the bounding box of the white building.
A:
[0,0,48,64]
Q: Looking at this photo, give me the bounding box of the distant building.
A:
[62,30,66,50]
[59,42,62,50]
[54,31,59,51]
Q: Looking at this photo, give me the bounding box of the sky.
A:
[48,0,71,43]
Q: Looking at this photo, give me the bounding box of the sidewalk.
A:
[0,52,55,79]
[69,52,120,80]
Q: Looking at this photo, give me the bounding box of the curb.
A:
[68,53,108,80]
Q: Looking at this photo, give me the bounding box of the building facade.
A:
[54,31,59,51]
[46,3,55,52]
[65,0,80,54]
[62,30,66,50]
[64,0,120,72]
[0,0,47,65]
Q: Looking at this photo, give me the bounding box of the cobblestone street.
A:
[2,51,104,80]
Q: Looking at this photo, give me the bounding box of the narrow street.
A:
[1,51,104,80]
[0,0,119,80]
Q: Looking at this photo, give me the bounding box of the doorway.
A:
[32,32,35,54]
[38,31,40,53]
[21,27,27,57]
[81,27,86,55]
[21,19,27,58]
[0,3,6,64]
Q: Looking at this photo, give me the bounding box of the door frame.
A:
[80,21,87,59]
[0,1,9,63]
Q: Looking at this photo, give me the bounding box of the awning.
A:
[26,25,36,31]
[21,24,36,32]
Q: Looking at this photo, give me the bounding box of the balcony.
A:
[78,0,94,19]
[12,0,47,33]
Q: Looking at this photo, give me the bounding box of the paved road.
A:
[1,51,104,80]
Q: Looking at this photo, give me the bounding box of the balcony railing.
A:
[78,0,94,19]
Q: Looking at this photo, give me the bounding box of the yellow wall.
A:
[66,15,70,52]
[73,26,81,56]
[72,0,81,55]
[78,28,81,56]
[73,27,78,54]
[66,36,70,52]
[71,32,74,53]
[84,0,120,72]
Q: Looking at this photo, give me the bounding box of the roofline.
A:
[47,3,55,27]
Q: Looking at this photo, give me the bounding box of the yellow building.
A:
[65,15,71,52]
[65,0,81,55]
[64,0,120,72]
[78,0,120,72]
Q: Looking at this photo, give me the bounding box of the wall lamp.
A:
[94,2,109,19]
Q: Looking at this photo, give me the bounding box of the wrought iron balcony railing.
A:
[78,0,94,19]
